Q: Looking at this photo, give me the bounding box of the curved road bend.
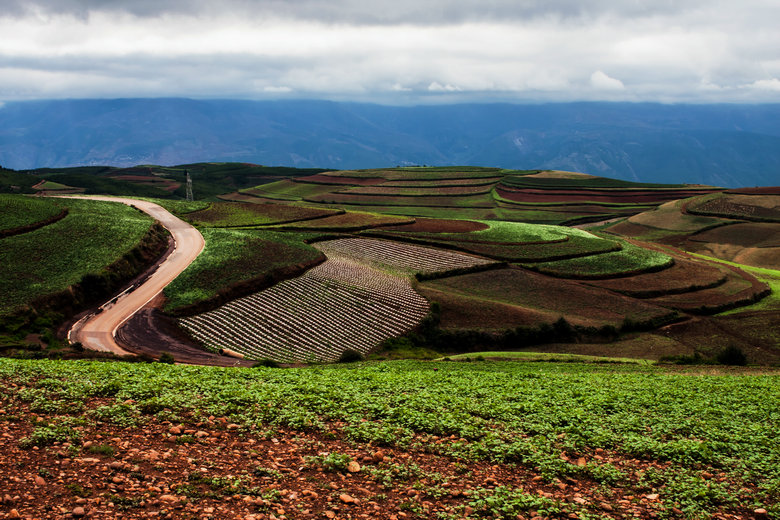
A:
[65,196,205,356]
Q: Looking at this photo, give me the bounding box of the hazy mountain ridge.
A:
[1,99,779,186]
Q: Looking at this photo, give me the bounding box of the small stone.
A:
[168,426,182,435]
[3,494,14,505]
[72,506,86,517]
[576,457,587,467]
[339,493,356,504]
[227,423,240,430]
[573,497,587,505]
[346,461,361,473]
[754,508,768,519]
[645,493,659,501]
[8,509,20,520]
[195,431,209,438]
[35,475,46,486]
[324,512,336,519]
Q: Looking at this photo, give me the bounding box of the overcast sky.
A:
[1,0,780,104]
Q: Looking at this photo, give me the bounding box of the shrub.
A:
[716,345,747,366]
[338,349,364,363]
[158,352,176,364]
[253,358,281,368]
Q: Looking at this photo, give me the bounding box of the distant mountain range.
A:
[1,98,779,187]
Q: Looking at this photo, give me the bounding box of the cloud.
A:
[749,78,780,91]
[428,82,461,92]
[590,71,625,91]
[263,86,293,93]
[0,1,779,103]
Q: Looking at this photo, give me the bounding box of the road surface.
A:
[66,197,205,355]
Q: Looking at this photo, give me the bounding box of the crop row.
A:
[312,238,496,275]
[179,256,429,361]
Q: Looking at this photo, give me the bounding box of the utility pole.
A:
[185,170,194,202]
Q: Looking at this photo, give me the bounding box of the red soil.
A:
[726,187,780,195]
[295,175,386,186]
[379,218,489,233]
[496,186,716,204]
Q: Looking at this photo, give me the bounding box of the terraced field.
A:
[179,239,496,361]
[184,201,342,227]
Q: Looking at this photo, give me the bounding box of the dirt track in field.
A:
[66,196,205,357]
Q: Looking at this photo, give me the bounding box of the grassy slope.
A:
[1,358,777,519]
[0,194,64,232]
[0,198,154,316]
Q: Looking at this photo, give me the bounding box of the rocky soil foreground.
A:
[0,398,765,520]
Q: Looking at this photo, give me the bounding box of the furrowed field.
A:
[0,359,777,519]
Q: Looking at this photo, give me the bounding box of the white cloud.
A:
[427,82,461,92]
[749,78,780,91]
[590,71,625,91]
[0,1,779,103]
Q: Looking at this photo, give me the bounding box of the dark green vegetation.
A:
[0,194,66,237]
[2,358,778,519]
[0,197,158,317]
[0,163,327,200]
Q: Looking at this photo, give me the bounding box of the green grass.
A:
[501,175,686,189]
[2,358,777,517]
[0,198,154,316]
[528,239,673,279]
[163,228,324,312]
[0,194,64,233]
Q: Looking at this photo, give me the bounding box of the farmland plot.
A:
[180,239,494,361]
[180,257,429,362]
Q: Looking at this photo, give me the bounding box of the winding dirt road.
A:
[66,197,205,355]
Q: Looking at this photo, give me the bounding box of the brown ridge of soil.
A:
[495,187,703,204]
[726,186,780,195]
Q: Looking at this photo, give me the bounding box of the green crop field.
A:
[2,358,776,519]
[528,239,674,279]
[0,198,154,317]
[184,201,341,227]
[0,194,64,234]
[163,228,324,313]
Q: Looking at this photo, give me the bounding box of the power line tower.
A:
[185,170,194,202]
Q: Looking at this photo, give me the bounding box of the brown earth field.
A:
[275,211,414,231]
[726,187,780,195]
[340,185,494,196]
[583,256,728,298]
[377,218,489,233]
[293,175,385,186]
[379,177,502,187]
[647,265,769,314]
[185,202,340,227]
[495,187,712,204]
[658,311,780,364]
[0,397,719,520]
[305,193,495,208]
[419,267,676,329]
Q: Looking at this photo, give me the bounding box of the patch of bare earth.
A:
[0,398,752,520]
